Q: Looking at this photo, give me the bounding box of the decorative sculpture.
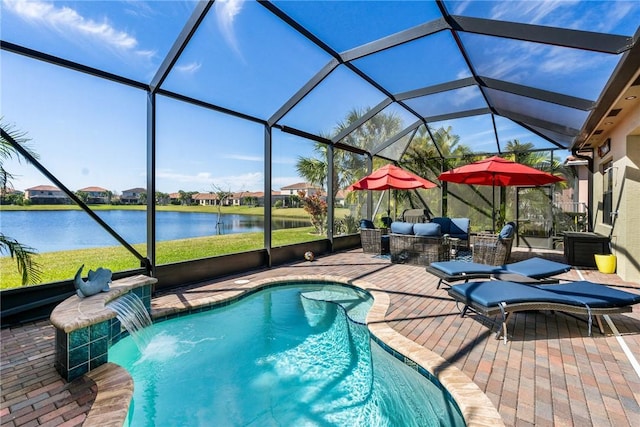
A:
[73,264,112,298]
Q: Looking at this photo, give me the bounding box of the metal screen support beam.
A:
[149,0,212,93]
[145,92,157,276]
[264,125,273,267]
[327,143,335,248]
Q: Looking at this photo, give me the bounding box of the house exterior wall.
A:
[24,187,70,204]
[592,102,640,282]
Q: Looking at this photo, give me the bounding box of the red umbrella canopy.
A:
[348,164,436,191]
[437,156,564,186]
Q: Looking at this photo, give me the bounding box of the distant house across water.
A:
[24,185,70,205]
[120,187,146,205]
[78,186,110,204]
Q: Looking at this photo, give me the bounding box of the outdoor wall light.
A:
[624,95,637,100]
[604,121,614,125]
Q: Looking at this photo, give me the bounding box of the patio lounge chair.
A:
[427,256,571,289]
[448,280,640,343]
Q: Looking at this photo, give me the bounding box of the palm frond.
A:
[0,233,42,286]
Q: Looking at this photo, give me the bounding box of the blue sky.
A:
[2,0,639,194]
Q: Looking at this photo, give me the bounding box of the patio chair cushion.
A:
[499,222,515,239]
[430,261,499,276]
[360,219,375,229]
[430,217,450,234]
[413,223,441,237]
[391,221,415,235]
[450,218,470,236]
[431,217,470,242]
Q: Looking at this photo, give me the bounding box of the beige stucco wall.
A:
[592,102,640,283]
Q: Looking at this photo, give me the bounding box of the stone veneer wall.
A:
[49,275,157,382]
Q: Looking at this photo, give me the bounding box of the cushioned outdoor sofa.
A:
[430,217,470,249]
[389,221,448,265]
[448,280,640,343]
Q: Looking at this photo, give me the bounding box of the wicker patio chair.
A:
[472,222,516,266]
[360,228,389,254]
[360,225,389,255]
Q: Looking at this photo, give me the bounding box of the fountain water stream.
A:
[107,293,153,351]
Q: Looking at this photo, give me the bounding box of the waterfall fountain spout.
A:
[107,293,153,351]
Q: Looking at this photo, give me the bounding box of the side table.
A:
[448,237,461,259]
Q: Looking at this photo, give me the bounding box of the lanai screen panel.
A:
[273,0,443,51]
[160,1,332,120]
[351,32,471,94]
[279,65,387,138]
[1,0,197,82]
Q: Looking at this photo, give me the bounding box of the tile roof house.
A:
[77,186,110,204]
[194,192,218,206]
[120,187,146,205]
[24,185,70,205]
[279,182,324,197]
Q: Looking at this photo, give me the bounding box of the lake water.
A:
[0,210,310,254]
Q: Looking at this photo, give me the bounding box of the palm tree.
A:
[0,120,42,285]
[401,125,475,214]
[296,107,402,211]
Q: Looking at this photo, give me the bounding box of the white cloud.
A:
[156,169,265,192]
[175,62,202,74]
[223,154,263,162]
[214,0,244,57]
[489,1,579,26]
[157,169,213,184]
[3,0,142,52]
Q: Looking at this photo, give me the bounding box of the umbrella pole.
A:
[492,183,496,233]
[373,189,385,218]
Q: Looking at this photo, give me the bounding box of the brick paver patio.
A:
[2,248,639,426]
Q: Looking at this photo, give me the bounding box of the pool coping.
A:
[86,274,504,427]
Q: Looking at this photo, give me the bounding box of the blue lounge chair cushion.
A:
[360,219,375,229]
[413,223,441,237]
[430,261,499,276]
[501,257,570,278]
[451,280,640,309]
[391,221,414,235]
[429,257,570,278]
[536,281,640,308]
[450,281,576,306]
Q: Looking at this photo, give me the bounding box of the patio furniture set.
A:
[360,216,517,267]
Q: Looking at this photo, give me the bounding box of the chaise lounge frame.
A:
[447,281,639,343]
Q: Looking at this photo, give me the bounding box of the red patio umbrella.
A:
[348,164,436,219]
[437,156,564,231]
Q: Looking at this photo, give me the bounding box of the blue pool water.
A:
[109,284,465,426]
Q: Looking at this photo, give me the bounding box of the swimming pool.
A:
[109,283,465,426]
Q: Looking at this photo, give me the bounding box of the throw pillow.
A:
[413,223,442,237]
